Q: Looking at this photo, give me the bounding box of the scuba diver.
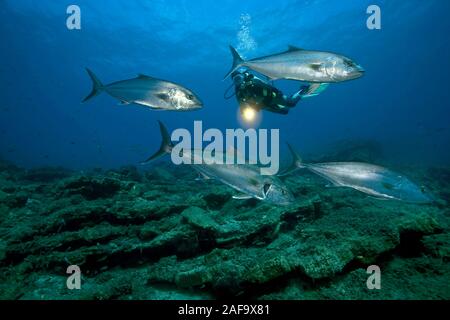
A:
[226,69,328,116]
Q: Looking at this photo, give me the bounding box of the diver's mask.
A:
[233,71,255,86]
[243,72,254,81]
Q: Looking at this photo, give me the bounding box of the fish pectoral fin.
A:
[118,100,130,105]
[195,172,212,181]
[309,63,324,71]
[232,194,254,200]
[156,93,170,101]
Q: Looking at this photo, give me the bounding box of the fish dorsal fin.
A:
[287,45,304,52]
[137,73,154,79]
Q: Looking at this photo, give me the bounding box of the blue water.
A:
[1,0,450,169]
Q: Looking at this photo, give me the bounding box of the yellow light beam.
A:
[241,106,257,123]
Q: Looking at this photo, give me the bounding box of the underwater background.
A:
[0,0,449,299]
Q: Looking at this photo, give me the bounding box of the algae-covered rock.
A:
[61,176,123,200]
[2,190,28,208]
[109,165,142,182]
[147,167,175,182]
[0,190,8,203]
[181,206,220,231]
[0,240,6,262]
[175,267,212,288]
[139,222,161,240]
[422,233,450,260]
[0,159,449,300]
[145,197,447,295]
[261,254,450,300]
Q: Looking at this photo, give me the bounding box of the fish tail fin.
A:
[223,46,245,80]
[82,68,104,103]
[287,143,303,167]
[278,143,305,176]
[141,121,173,164]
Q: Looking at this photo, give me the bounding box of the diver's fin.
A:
[223,46,245,80]
[141,121,173,164]
[82,68,104,103]
[232,194,253,200]
[301,83,329,99]
[287,45,305,51]
[277,143,305,176]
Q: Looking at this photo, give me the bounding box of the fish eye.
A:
[343,59,354,67]
[187,94,194,100]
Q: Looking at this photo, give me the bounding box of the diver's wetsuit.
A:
[232,71,307,115]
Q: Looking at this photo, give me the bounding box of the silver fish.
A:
[282,144,432,204]
[142,121,294,206]
[225,45,364,83]
[82,68,203,111]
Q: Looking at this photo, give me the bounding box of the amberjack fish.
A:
[282,144,432,203]
[82,68,203,111]
[225,45,364,83]
[143,121,294,206]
